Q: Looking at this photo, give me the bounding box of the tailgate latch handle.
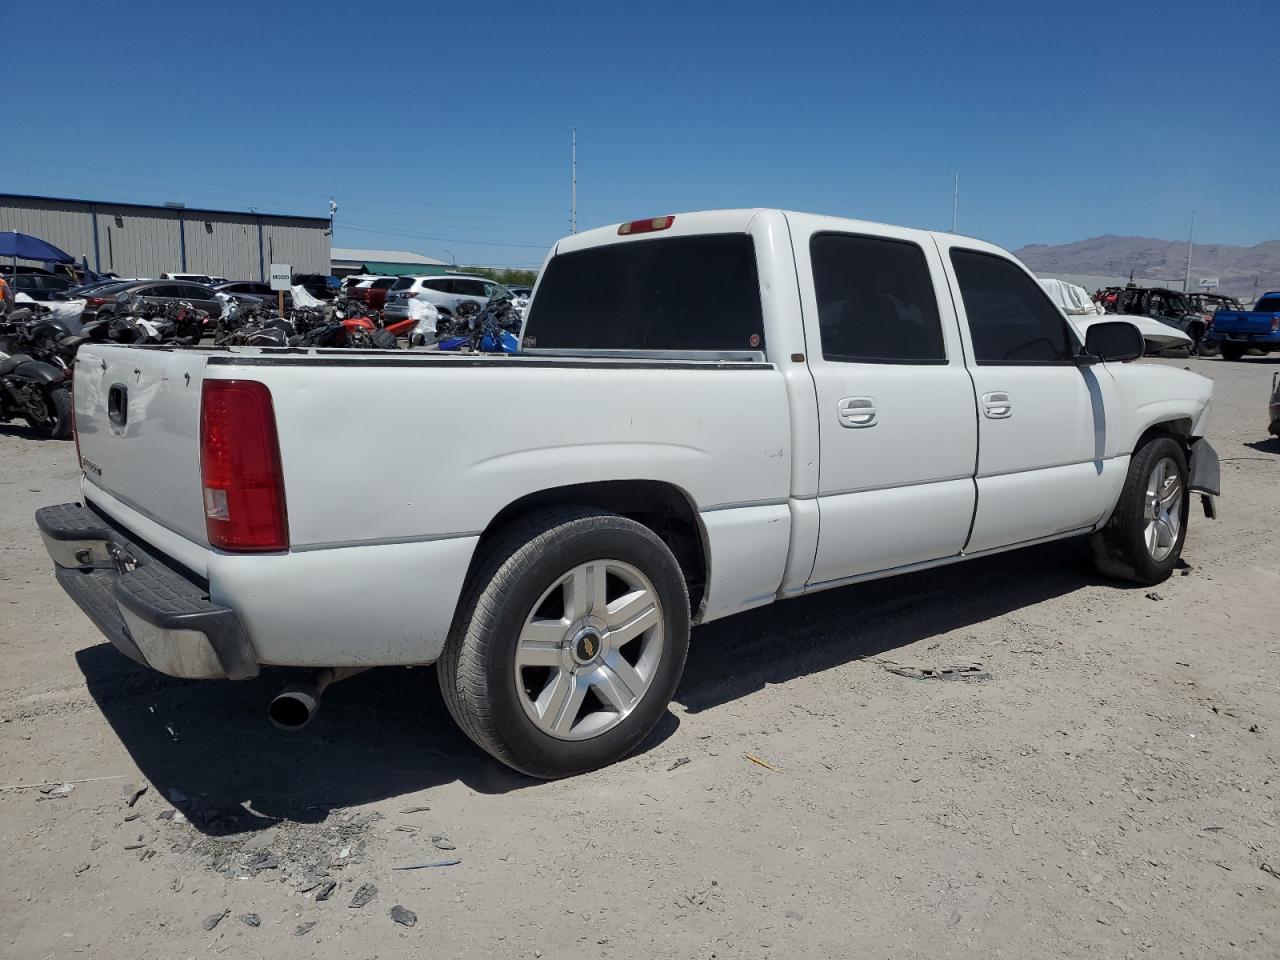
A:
[108,383,128,427]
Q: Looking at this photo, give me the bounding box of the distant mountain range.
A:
[1014,235,1280,300]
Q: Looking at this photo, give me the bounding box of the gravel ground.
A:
[1,356,1277,959]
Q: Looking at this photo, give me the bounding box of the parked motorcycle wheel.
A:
[25,384,72,440]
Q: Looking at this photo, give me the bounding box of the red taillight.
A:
[86,296,107,306]
[618,215,675,236]
[200,379,288,552]
[1272,317,1280,334]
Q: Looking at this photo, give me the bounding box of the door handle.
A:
[982,391,1012,419]
[837,396,877,428]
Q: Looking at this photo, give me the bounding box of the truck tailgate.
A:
[74,345,210,547]
[1215,311,1278,335]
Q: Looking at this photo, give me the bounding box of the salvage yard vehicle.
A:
[1211,292,1280,361]
[384,274,507,323]
[35,209,1221,779]
[0,304,73,439]
[80,279,224,325]
[1104,285,1220,356]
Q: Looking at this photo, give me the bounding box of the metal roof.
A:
[0,192,330,225]
[331,247,448,266]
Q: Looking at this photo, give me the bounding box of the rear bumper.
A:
[36,502,257,679]
[1219,332,1280,346]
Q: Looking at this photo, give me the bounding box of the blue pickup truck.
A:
[1214,292,1280,360]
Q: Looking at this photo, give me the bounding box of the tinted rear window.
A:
[1256,297,1280,312]
[525,234,764,351]
[391,277,414,290]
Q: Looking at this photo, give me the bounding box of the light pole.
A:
[571,127,577,235]
[1183,210,1195,293]
[443,249,456,268]
[951,171,959,233]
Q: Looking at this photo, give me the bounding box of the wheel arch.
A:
[471,480,710,619]
[1133,416,1194,453]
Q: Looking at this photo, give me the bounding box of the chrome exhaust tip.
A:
[268,684,322,730]
[267,667,366,731]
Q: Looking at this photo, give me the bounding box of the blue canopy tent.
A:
[1,231,76,283]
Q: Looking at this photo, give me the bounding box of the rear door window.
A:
[810,233,945,363]
[949,249,1074,364]
[455,279,488,296]
[525,234,765,351]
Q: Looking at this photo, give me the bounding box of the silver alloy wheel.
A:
[1144,455,1183,562]
[514,559,664,741]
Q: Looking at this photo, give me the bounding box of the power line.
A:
[0,154,572,216]
[338,223,555,250]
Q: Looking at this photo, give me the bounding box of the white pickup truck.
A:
[37,210,1220,778]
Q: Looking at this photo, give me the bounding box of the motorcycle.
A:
[87,291,171,344]
[0,303,74,439]
[289,312,399,350]
[0,304,86,373]
[215,297,293,347]
[435,297,521,354]
[161,299,209,346]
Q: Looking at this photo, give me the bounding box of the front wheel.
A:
[1090,436,1189,585]
[438,508,691,778]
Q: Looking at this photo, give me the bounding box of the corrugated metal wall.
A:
[180,211,262,280]
[0,196,99,269]
[0,195,329,279]
[96,203,183,277]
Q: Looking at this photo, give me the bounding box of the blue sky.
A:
[7,0,1278,267]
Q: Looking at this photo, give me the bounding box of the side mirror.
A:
[1083,320,1144,363]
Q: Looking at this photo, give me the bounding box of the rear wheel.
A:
[1090,436,1189,585]
[1221,342,1246,361]
[438,508,690,778]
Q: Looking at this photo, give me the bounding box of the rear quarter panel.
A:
[212,356,794,550]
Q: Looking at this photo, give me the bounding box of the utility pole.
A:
[570,127,577,235]
[951,172,959,233]
[1183,210,1195,292]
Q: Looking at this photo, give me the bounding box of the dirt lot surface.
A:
[2,356,1278,959]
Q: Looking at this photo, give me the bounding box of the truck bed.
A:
[70,343,795,666]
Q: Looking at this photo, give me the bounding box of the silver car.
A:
[383,274,511,322]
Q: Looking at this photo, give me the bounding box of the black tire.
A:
[1089,436,1190,585]
[368,329,399,350]
[1195,331,1220,358]
[1221,342,1246,361]
[438,507,691,779]
[25,385,72,440]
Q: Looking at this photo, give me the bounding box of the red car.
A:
[348,277,396,311]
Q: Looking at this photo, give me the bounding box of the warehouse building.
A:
[0,193,330,280]
[331,247,451,278]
